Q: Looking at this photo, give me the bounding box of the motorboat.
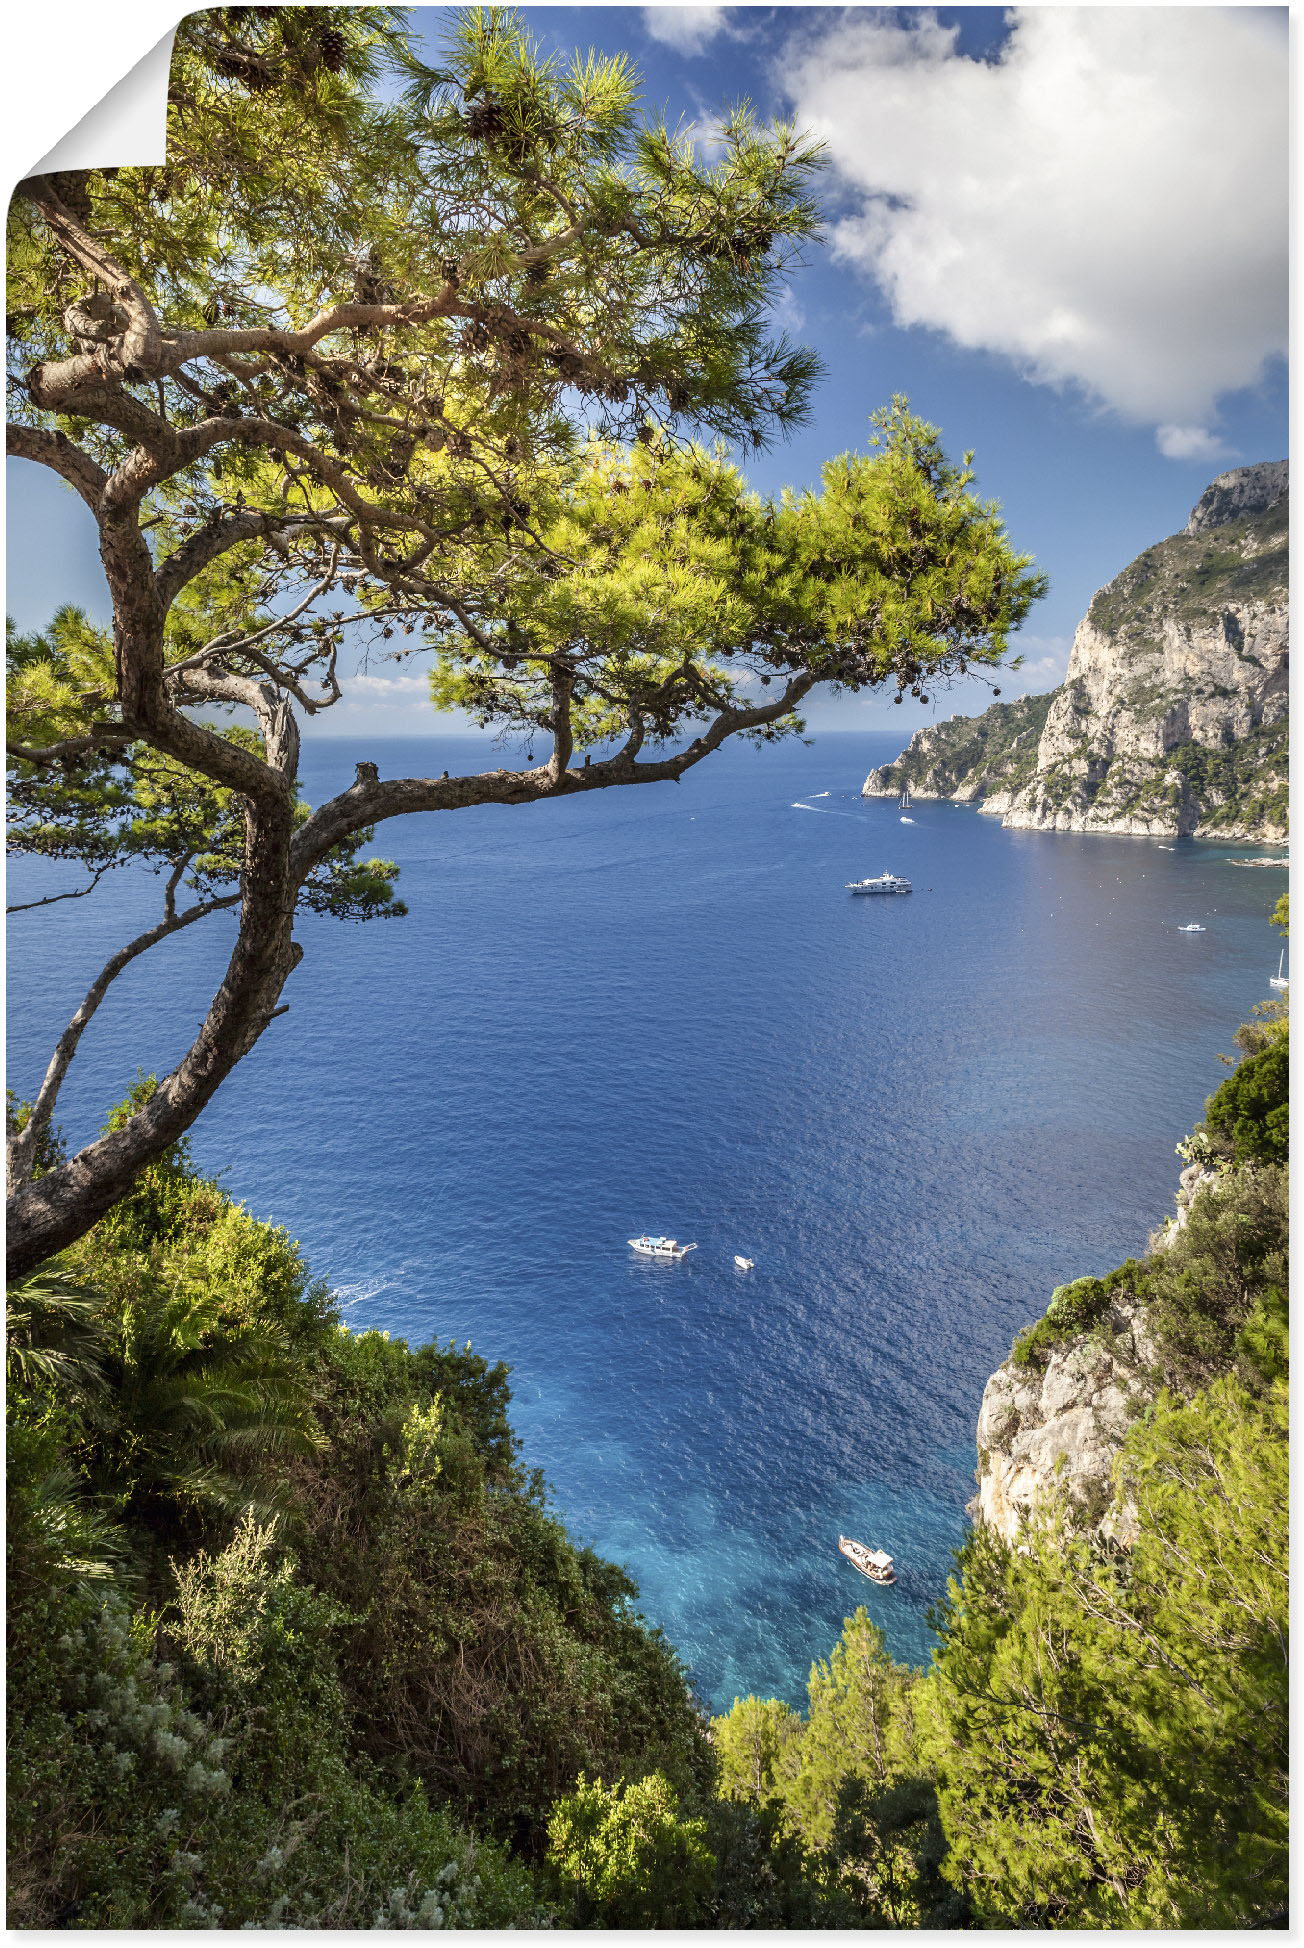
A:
[838,1536,896,1585]
[846,873,911,895]
[899,816,915,825]
[628,1235,697,1259]
[1178,923,1206,933]
[733,1255,755,1271]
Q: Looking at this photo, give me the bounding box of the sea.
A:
[6,731,1287,1711]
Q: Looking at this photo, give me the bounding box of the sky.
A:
[5,4,1289,742]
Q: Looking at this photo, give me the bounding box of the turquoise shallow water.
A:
[7,730,1286,1708]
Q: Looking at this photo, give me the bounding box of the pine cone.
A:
[464,94,506,141]
[213,43,278,93]
[499,321,533,359]
[317,27,347,72]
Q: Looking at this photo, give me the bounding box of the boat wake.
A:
[791,801,861,818]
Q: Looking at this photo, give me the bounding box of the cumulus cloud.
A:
[785,8,1286,455]
[643,7,729,57]
[1155,425,1233,464]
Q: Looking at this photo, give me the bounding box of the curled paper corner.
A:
[30,29,178,178]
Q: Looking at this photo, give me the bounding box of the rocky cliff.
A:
[865,460,1288,842]
[971,1291,1155,1546]
[969,1162,1215,1548]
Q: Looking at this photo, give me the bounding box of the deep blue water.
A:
[7,732,1286,1709]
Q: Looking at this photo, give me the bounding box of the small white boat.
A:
[734,1255,755,1271]
[628,1235,697,1259]
[899,816,915,825]
[846,872,912,896]
[838,1536,896,1585]
[1178,923,1206,933]
[1270,948,1289,991]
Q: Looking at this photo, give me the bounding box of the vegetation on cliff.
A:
[1086,489,1286,637]
[864,690,1052,802]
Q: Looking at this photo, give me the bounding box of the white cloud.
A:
[996,633,1072,688]
[1155,424,1233,464]
[349,671,430,698]
[643,7,729,56]
[785,8,1287,456]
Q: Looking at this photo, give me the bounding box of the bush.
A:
[1203,1033,1288,1165]
[1011,1262,1146,1369]
[547,1770,715,1926]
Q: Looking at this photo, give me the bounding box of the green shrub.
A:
[1203,1033,1288,1164]
[547,1770,715,1926]
[1011,1262,1145,1369]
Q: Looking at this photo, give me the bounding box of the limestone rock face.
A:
[864,461,1288,843]
[971,1297,1158,1547]
[1186,458,1289,535]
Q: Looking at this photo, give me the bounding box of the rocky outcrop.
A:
[1186,458,1288,535]
[970,1158,1231,1546]
[971,1295,1157,1547]
[865,461,1288,842]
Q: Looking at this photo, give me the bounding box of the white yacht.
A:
[1270,948,1289,991]
[838,1536,897,1585]
[1178,922,1206,933]
[628,1235,697,1259]
[733,1255,755,1271]
[846,872,912,895]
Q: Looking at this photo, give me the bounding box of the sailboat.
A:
[899,781,911,810]
[1270,948,1289,992]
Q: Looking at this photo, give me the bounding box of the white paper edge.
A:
[5,0,184,191]
[33,32,178,177]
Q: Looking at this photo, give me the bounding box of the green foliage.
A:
[1011,1260,1144,1369]
[546,1770,714,1926]
[298,1320,713,1832]
[714,1691,802,1804]
[1271,891,1288,933]
[6,1267,107,1405]
[7,610,405,924]
[431,403,1046,748]
[1141,1163,1287,1395]
[8,1121,711,1924]
[68,1091,336,1352]
[6,1536,542,1928]
[712,1613,957,1926]
[1202,1030,1288,1163]
[925,1377,1287,1926]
